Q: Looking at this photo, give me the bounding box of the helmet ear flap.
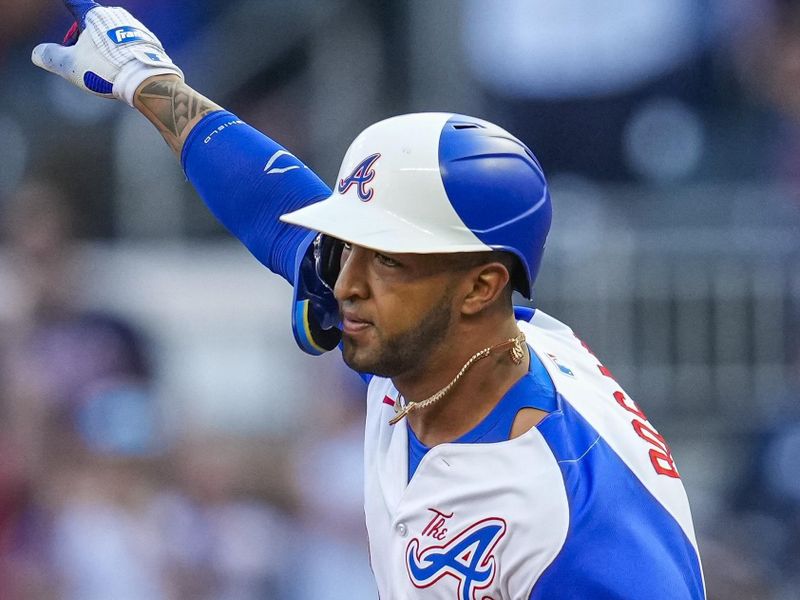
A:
[508,256,529,299]
[291,232,341,355]
[314,234,344,291]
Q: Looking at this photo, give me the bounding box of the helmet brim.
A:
[280,193,493,255]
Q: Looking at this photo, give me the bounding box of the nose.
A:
[333,244,370,302]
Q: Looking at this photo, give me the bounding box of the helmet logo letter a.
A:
[337,153,381,202]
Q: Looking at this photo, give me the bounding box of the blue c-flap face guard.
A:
[314,233,344,292]
[291,232,342,355]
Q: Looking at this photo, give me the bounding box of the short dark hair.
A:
[441,250,520,309]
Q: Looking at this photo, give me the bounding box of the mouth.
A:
[341,312,373,335]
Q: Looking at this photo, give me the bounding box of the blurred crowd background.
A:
[0,0,798,598]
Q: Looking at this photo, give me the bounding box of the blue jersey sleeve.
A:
[180,111,373,382]
[180,111,332,285]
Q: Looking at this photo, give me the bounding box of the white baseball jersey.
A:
[363,308,705,599]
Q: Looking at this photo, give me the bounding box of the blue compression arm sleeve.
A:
[180,111,332,285]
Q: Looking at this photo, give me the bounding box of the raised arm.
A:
[133,74,220,156]
[32,1,341,353]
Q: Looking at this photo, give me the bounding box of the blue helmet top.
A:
[438,114,552,298]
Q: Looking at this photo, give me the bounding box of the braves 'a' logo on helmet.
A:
[406,517,507,600]
[337,153,381,201]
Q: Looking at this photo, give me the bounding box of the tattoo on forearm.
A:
[135,78,220,155]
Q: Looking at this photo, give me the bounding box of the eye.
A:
[338,242,352,269]
[375,252,400,268]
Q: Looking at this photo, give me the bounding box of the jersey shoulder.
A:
[518,309,705,598]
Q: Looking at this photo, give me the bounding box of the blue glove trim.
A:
[64,0,100,30]
[84,71,113,94]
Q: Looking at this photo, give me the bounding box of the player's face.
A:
[334,243,464,377]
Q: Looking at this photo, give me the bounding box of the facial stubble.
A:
[341,289,455,378]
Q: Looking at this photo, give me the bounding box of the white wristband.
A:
[115,53,184,107]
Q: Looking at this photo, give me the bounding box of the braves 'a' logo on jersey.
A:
[337,153,381,201]
[406,516,507,600]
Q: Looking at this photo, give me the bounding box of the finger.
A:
[31,43,74,77]
[63,0,101,30]
[62,22,80,47]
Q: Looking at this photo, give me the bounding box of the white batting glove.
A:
[32,0,183,107]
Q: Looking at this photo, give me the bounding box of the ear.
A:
[459,262,511,316]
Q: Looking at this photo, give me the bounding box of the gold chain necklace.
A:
[389,331,527,426]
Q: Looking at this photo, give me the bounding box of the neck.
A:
[393,316,528,447]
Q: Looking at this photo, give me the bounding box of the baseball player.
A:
[32,2,706,598]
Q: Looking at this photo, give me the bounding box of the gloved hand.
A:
[32,0,183,107]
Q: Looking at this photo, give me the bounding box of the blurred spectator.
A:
[0,180,167,599]
[0,435,52,600]
[698,534,771,600]
[1,308,168,598]
[48,436,293,600]
[0,0,54,62]
[462,0,709,181]
[732,403,800,590]
[0,182,79,599]
[0,181,160,462]
[158,435,292,599]
[733,0,800,120]
[720,340,800,598]
[48,457,169,600]
[288,393,376,600]
[464,0,703,101]
[0,181,79,327]
[461,0,767,183]
[732,0,800,183]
